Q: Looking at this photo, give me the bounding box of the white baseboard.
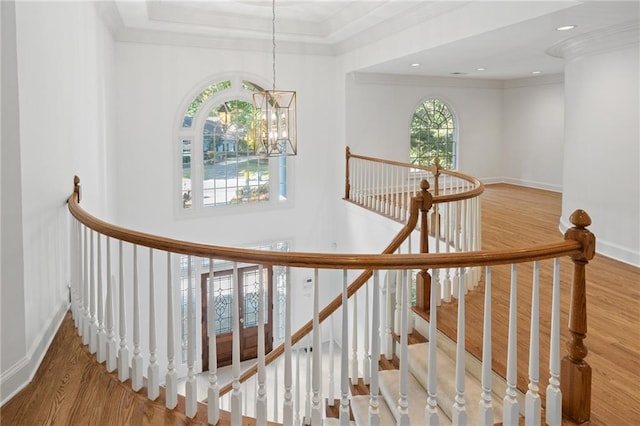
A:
[0,302,69,406]
[482,176,562,192]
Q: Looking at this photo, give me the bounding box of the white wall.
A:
[344,73,504,182]
[562,43,640,266]
[502,75,565,191]
[1,1,115,403]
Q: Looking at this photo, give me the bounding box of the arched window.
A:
[410,98,457,169]
[177,77,288,212]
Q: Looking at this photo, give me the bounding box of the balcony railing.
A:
[66,152,594,425]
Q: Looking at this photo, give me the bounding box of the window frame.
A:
[409,97,458,170]
[175,75,292,218]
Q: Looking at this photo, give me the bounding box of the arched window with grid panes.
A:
[177,77,288,214]
[410,98,457,169]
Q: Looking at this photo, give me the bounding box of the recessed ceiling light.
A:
[556,25,576,31]
[451,72,468,75]
[411,63,420,67]
[477,67,487,71]
[531,71,542,74]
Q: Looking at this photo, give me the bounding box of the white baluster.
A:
[283,263,293,425]
[452,268,468,424]
[398,269,409,425]
[369,271,380,426]
[406,239,413,335]
[105,237,117,372]
[148,248,159,401]
[479,266,493,425]
[83,225,90,342]
[340,270,350,426]
[117,240,129,382]
[425,264,439,426]
[503,264,520,425]
[351,288,359,384]
[97,233,106,363]
[131,245,143,391]
[434,204,442,307]
[304,336,312,425]
[363,280,371,385]
[311,269,323,424]
[208,259,220,422]
[526,261,541,425]
[546,258,562,426]
[328,312,335,407]
[166,252,177,409]
[231,262,242,424]
[273,361,279,422]
[443,203,452,303]
[394,256,402,335]
[70,220,78,326]
[452,202,460,298]
[295,346,302,426]
[185,256,197,417]
[89,230,98,353]
[256,264,267,426]
[384,271,394,360]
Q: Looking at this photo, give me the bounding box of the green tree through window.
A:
[410,99,456,169]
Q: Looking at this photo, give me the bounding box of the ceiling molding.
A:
[350,72,505,90]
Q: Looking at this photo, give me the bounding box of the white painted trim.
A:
[351,72,505,90]
[559,218,640,268]
[502,73,564,89]
[0,301,69,406]
[481,177,562,193]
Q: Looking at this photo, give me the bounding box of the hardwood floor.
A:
[1,184,638,425]
[435,184,640,425]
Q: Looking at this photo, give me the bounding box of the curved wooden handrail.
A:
[67,178,584,399]
[346,150,484,203]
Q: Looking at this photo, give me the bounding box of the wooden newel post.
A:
[415,179,434,311]
[344,146,351,200]
[561,209,595,424]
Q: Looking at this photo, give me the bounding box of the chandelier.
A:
[253,0,297,157]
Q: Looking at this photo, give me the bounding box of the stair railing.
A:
[67,173,593,425]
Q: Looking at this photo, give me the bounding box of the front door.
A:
[201,265,273,369]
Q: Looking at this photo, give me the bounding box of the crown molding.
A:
[350,72,505,90]
[547,20,640,60]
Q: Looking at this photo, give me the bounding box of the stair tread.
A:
[350,395,396,425]
[408,342,505,422]
[378,369,452,425]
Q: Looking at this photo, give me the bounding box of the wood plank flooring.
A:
[1,184,638,425]
[435,184,640,426]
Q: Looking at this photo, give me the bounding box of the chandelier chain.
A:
[272,0,276,91]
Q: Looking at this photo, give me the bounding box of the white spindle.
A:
[503,264,520,425]
[97,233,106,363]
[311,268,323,424]
[351,288,359,383]
[117,241,129,382]
[185,256,197,417]
[443,203,452,303]
[295,346,302,426]
[148,248,159,400]
[384,271,394,360]
[434,204,442,307]
[340,270,350,426]
[70,220,78,327]
[105,237,117,372]
[546,258,562,426]
[283,263,293,425]
[256,264,267,426]
[453,202,460,298]
[394,258,402,335]
[526,261,541,425]
[208,259,220,423]
[83,225,90,342]
[304,336,312,425]
[369,271,380,426]
[452,268,468,424]
[131,245,143,391]
[398,269,409,425]
[425,264,439,425]
[363,280,371,385]
[273,361,279,422]
[231,262,242,424]
[479,266,493,425]
[89,230,98,353]
[328,312,335,407]
[166,252,177,409]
